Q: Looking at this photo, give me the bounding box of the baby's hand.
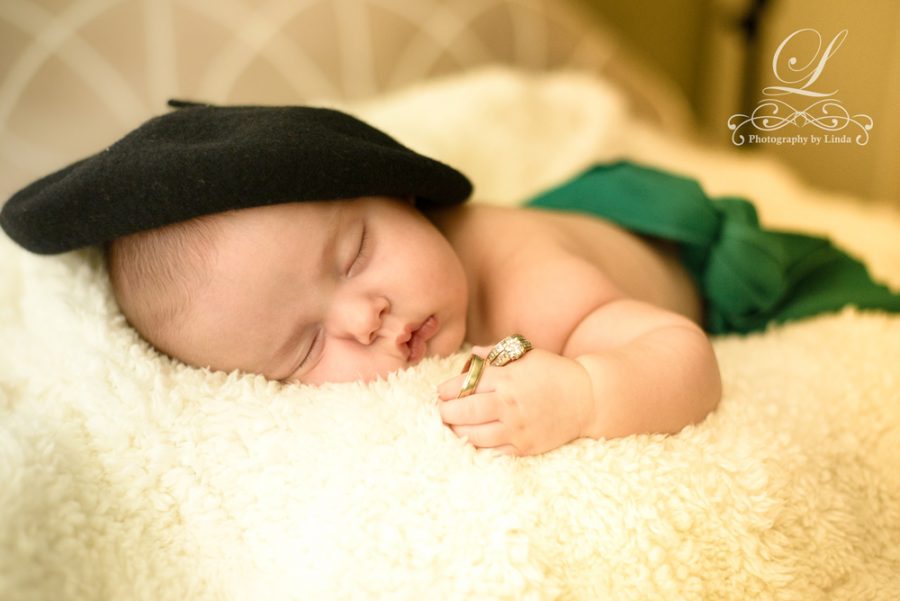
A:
[437,345,594,456]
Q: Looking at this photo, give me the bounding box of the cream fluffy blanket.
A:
[2,67,899,600]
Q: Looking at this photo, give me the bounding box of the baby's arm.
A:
[564,298,721,440]
[438,298,721,455]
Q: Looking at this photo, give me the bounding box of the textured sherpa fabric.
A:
[2,67,900,600]
[0,102,472,255]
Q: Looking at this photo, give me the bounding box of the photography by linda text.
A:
[727,28,874,146]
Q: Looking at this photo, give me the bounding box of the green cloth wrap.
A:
[525,161,900,335]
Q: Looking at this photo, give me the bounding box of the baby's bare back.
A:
[520,206,704,323]
[429,204,704,350]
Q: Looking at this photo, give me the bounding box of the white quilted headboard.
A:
[0,0,692,202]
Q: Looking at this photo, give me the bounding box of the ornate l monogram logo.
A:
[727,28,873,145]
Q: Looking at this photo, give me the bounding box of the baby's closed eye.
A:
[347,221,373,276]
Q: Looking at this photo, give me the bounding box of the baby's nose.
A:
[334,294,389,345]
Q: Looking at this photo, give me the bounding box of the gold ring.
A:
[486,334,533,366]
[457,354,485,398]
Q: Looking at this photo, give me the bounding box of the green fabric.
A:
[524,161,900,335]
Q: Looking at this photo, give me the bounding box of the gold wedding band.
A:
[486,334,533,366]
[457,354,485,398]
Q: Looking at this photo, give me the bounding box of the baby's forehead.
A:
[185,196,410,246]
[203,201,338,263]
[247,200,339,234]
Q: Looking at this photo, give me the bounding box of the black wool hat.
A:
[0,100,473,254]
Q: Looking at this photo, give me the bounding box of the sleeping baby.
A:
[4,101,898,456]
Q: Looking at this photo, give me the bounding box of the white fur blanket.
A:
[2,67,899,600]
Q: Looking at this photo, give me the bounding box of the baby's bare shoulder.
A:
[467,205,623,351]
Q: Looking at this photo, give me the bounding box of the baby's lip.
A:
[403,315,439,364]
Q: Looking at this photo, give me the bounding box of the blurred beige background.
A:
[2,0,898,208]
[0,0,692,206]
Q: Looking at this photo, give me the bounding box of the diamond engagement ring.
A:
[486,334,534,366]
[457,354,486,398]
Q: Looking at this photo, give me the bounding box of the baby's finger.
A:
[449,421,508,448]
[485,445,519,457]
[436,373,469,400]
[439,394,499,426]
[470,344,492,358]
[436,356,492,400]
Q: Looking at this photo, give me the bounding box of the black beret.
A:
[0,100,473,254]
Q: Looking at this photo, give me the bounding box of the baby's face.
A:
[165,196,469,384]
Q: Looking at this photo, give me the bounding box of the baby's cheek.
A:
[434,317,467,358]
[303,344,405,385]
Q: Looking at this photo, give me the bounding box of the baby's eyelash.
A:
[298,329,320,368]
[349,224,372,274]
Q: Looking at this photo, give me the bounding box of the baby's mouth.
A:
[406,315,439,364]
